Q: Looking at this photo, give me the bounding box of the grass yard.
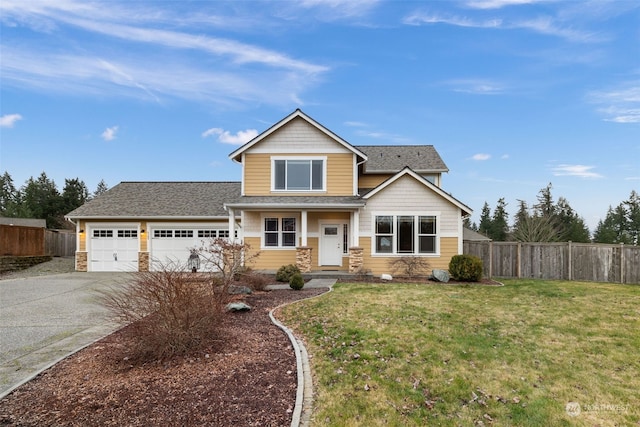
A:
[279,280,640,426]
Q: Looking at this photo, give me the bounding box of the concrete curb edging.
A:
[0,323,120,401]
[268,283,334,427]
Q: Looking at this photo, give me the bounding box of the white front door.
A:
[320,224,342,266]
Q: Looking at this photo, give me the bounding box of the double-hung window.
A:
[374,215,438,255]
[273,158,325,191]
[264,217,297,248]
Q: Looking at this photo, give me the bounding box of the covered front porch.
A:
[224,196,366,274]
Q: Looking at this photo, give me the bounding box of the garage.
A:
[149,226,229,272]
[89,227,139,272]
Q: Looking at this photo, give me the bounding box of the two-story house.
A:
[66,109,472,276]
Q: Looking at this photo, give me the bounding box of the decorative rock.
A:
[226,302,252,312]
[431,269,450,283]
[380,273,393,281]
[228,285,252,295]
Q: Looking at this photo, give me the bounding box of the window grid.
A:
[264,217,297,247]
[374,215,437,255]
[93,230,113,238]
[117,230,137,238]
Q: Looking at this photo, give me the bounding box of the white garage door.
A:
[149,228,229,272]
[89,228,139,272]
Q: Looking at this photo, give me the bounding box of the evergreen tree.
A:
[534,183,555,217]
[556,197,590,242]
[0,171,21,216]
[478,202,492,238]
[491,198,509,241]
[624,190,640,245]
[20,172,64,228]
[92,179,109,199]
[62,178,89,212]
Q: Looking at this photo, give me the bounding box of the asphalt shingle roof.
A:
[356,145,449,173]
[66,182,241,218]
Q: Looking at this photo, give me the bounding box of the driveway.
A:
[0,272,128,398]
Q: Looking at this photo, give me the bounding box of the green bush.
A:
[276,264,301,282]
[448,254,483,282]
[289,272,305,290]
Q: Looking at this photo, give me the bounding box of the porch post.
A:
[300,210,308,246]
[228,207,235,242]
[350,210,360,247]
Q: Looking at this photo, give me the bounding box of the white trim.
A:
[319,221,347,266]
[259,213,301,249]
[229,109,368,162]
[369,212,441,256]
[270,156,327,192]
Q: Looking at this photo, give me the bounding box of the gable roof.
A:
[66,182,241,219]
[363,167,472,216]
[356,145,449,174]
[229,109,368,162]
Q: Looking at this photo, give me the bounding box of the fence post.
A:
[568,241,572,281]
[620,243,624,284]
[516,242,521,278]
[488,241,493,279]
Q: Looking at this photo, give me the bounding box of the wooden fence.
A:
[0,224,76,257]
[464,241,640,285]
[45,230,76,257]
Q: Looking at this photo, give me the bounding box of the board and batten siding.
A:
[243,152,355,196]
[360,175,461,235]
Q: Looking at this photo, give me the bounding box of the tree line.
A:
[469,183,639,245]
[0,171,109,229]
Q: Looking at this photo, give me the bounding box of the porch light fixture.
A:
[79,229,84,233]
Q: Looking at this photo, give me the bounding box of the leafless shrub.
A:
[196,238,261,293]
[238,271,272,292]
[388,256,431,278]
[97,262,224,362]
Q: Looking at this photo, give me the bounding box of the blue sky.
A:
[1,0,638,231]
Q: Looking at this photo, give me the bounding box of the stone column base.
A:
[296,247,312,273]
[75,251,88,272]
[349,247,364,273]
[138,252,150,272]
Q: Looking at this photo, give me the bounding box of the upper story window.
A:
[273,157,325,191]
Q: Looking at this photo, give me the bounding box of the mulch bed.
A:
[0,288,326,427]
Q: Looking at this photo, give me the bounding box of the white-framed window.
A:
[374,215,438,255]
[154,230,173,238]
[174,230,194,238]
[93,229,113,238]
[117,230,138,238]
[272,157,325,191]
[264,217,297,248]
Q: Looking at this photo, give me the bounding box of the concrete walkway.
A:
[0,272,126,399]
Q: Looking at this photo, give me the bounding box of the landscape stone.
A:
[431,269,450,283]
[226,302,252,312]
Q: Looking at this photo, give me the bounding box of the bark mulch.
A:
[0,288,327,427]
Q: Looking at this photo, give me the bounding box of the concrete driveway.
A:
[0,272,128,398]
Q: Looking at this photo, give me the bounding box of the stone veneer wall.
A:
[138,252,149,272]
[349,247,364,273]
[296,247,312,273]
[76,251,88,272]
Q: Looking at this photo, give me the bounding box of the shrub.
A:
[448,254,483,282]
[240,271,272,292]
[289,272,305,290]
[97,263,226,362]
[276,264,301,282]
[388,256,430,278]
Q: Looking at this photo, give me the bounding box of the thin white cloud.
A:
[0,1,328,106]
[101,126,118,141]
[501,154,510,159]
[443,79,506,95]
[297,0,380,18]
[552,164,603,179]
[403,11,599,43]
[472,153,491,161]
[353,129,412,144]
[465,0,539,9]
[0,113,23,128]
[588,83,640,123]
[202,127,258,145]
[344,121,367,127]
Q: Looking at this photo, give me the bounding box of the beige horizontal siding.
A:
[358,174,392,189]
[243,153,354,196]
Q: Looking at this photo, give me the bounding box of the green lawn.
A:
[279,280,640,426]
